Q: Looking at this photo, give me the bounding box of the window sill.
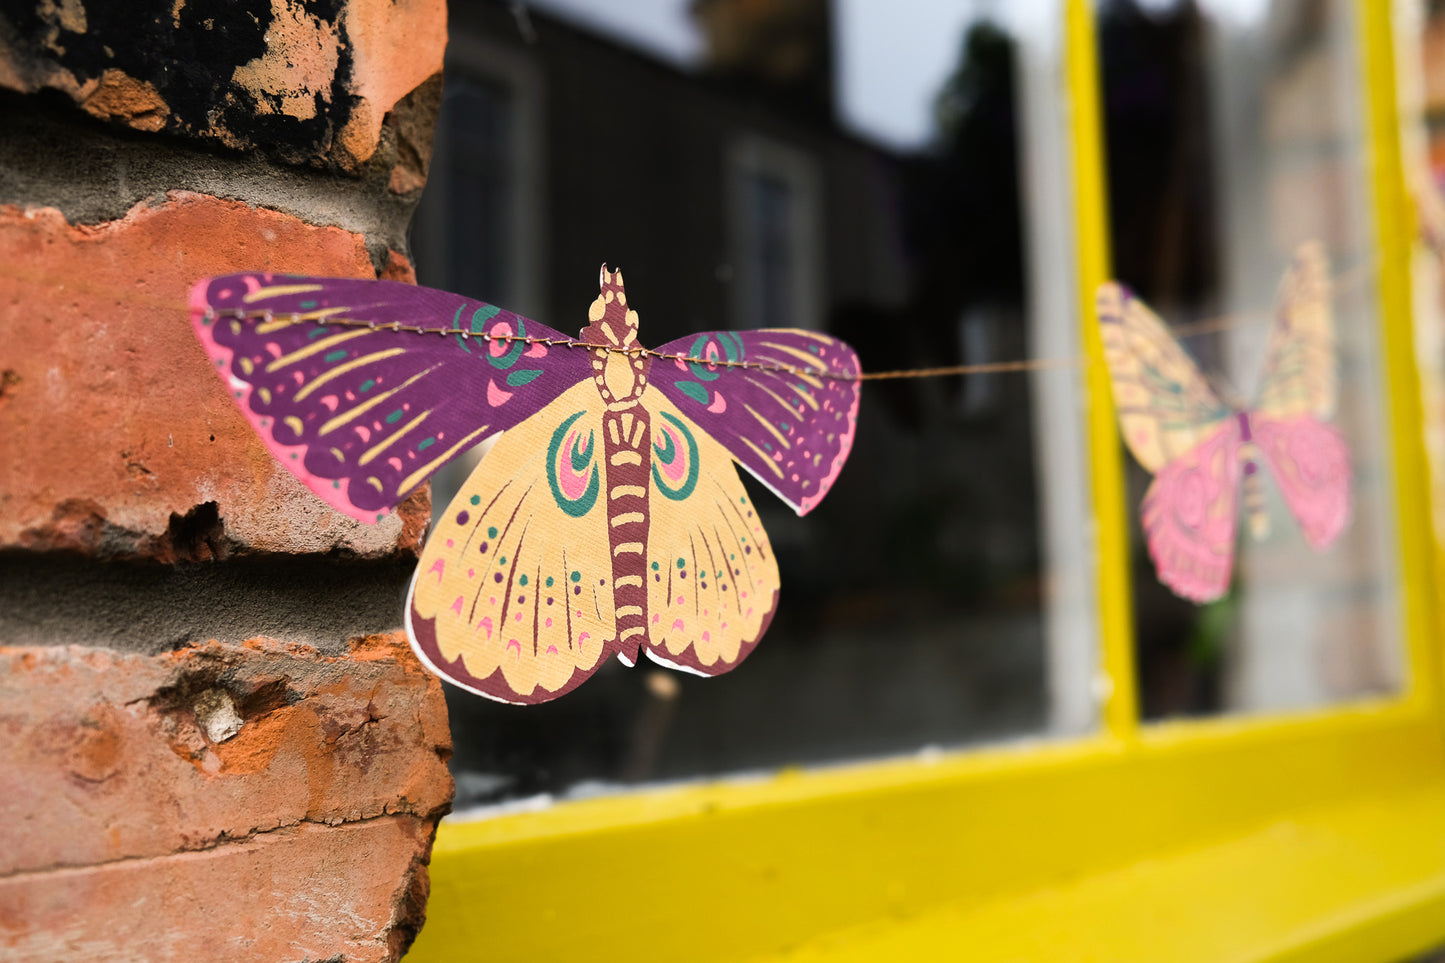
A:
[409,698,1445,962]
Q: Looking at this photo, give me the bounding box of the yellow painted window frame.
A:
[408,2,1445,960]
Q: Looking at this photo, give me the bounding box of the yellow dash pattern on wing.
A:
[613,542,644,556]
[616,605,643,618]
[256,306,351,333]
[744,404,790,450]
[610,512,644,527]
[358,410,431,465]
[398,425,493,495]
[741,375,799,414]
[611,451,643,466]
[615,575,643,589]
[758,341,828,369]
[765,329,837,345]
[265,329,371,373]
[294,348,406,401]
[738,436,784,478]
[784,380,820,410]
[243,284,325,303]
[610,485,646,499]
[318,367,436,435]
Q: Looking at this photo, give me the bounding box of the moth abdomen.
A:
[603,403,653,663]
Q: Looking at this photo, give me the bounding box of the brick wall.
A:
[0,2,455,960]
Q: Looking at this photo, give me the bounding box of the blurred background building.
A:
[417,0,1060,806]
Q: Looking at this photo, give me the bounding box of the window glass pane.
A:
[414,0,1096,809]
[1099,0,1402,719]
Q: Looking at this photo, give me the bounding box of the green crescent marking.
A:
[570,428,595,471]
[547,411,600,517]
[481,313,525,370]
[451,307,472,354]
[722,332,745,361]
[686,334,721,382]
[468,304,500,333]
[676,381,709,404]
[652,425,676,463]
[651,412,700,501]
[506,369,543,387]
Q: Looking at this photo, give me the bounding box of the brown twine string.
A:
[1,257,1377,384]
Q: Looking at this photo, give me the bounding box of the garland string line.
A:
[0,255,1379,383]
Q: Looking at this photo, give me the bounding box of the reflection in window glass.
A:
[414,0,1095,808]
[1099,0,1401,719]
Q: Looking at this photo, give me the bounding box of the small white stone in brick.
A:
[194,688,243,743]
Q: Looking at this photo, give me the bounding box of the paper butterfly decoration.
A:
[190,269,860,703]
[1095,242,1351,603]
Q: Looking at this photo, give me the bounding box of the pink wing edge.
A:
[1252,415,1352,550]
[188,279,386,525]
[1140,421,1243,604]
[790,349,863,517]
[403,575,602,705]
[802,356,862,516]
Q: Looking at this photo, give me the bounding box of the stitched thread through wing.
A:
[184,253,1381,383]
[2,256,1375,383]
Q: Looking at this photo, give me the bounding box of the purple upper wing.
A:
[649,329,861,515]
[190,273,591,522]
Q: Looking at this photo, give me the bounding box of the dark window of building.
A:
[414,0,1098,810]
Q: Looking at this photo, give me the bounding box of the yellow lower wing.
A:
[408,381,614,704]
[642,389,781,676]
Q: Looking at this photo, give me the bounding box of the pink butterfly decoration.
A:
[1096,242,1351,603]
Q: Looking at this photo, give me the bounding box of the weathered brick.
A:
[0,633,452,877]
[0,192,429,559]
[2,1,455,956]
[0,0,447,172]
[0,816,436,962]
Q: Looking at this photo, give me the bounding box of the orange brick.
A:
[0,817,437,962]
[0,633,452,877]
[0,193,429,559]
